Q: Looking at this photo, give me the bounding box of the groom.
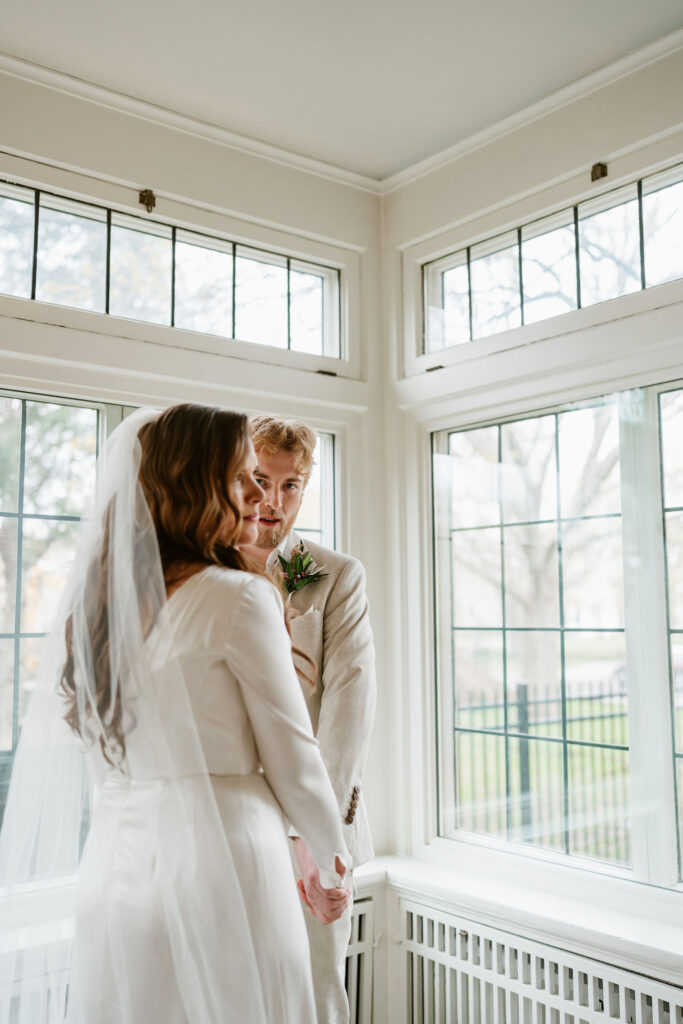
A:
[243,414,376,1024]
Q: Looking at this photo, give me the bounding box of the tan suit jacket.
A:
[283,532,376,869]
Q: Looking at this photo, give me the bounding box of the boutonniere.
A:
[278,542,328,594]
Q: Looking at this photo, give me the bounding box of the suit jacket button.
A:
[345,815,354,824]
[350,799,358,808]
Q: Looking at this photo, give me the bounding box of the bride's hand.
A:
[293,839,350,925]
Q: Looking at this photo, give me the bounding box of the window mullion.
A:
[618,387,677,886]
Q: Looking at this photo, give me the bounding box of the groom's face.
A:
[253,448,306,550]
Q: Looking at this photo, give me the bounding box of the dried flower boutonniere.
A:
[278,542,328,594]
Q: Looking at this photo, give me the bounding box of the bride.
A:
[0,404,350,1024]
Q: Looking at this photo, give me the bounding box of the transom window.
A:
[0,183,341,358]
[432,383,683,884]
[423,162,683,353]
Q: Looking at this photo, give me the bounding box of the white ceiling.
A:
[2,0,683,180]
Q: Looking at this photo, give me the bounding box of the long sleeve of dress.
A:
[225,575,349,888]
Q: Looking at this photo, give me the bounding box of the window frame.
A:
[0,158,362,380]
[402,159,683,380]
[430,385,680,889]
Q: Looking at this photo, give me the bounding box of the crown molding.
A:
[0,52,382,196]
[1,26,682,201]
[380,26,683,195]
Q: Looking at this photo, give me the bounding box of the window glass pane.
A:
[503,523,560,628]
[578,186,641,306]
[23,402,98,516]
[292,433,335,550]
[290,262,323,355]
[565,632,627,744]
[666,511,683,631]
[36,196,106,312]
[234,246,287,348]
[453,630,504,731]
[174,230,232,336]
[500,415,556,523]
[660,389,683,509]
[452,527,502,628]
[110,214,172,325]
[558,404,620,517]
[470,232,521,339]
[642,166,683,288]
[295,446,322,534]
[673,637,683,754]
[507,737,565,850]
[562,518,624,629]
[0,397,22,513]
[447,426,499,529]
[0,519,18,633]
[424,254,470,352]
[0,638,14,751]
[21,519,81,634]
[568,746,630,865]
[440,261,470,347]
[455,732,507,836]
[0,183,34,299]
[521,210,577,324]
[19,636,45,728]
[677,759,683,860]
[506,632,562,739]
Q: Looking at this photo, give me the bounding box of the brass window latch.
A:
[139,188,156,214]
[591,162,608,182]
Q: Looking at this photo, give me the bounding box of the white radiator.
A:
[401,897,683,1024]
[346,897,375,1024]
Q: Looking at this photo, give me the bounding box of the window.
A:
[0,181,341,359]
[0,398,339,824]
[423,162,683,354]
[433,384,681,883]
[0,393,100,825]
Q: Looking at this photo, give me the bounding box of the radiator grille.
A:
[401,898,683,1024]
[346,897,374,1024]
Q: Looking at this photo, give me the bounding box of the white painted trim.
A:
[0,300,369,415]
[381,27,683,195]
[355,854,683,988]
[619,388,679,887]
[0,53,381,196]
[0,149,370,254]
[2,26,681,200]
[398,280,683,420]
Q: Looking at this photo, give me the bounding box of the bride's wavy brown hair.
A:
[60,403,311,766]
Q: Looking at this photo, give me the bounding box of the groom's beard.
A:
[255,508,294,550]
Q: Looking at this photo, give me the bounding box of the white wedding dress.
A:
[67,566,348,1024]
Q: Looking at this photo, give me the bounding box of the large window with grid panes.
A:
[0,391,336,823]
[432,382,683,886]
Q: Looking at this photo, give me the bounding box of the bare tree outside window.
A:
[434,400,630,865]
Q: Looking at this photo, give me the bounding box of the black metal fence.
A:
[454,678,632,863]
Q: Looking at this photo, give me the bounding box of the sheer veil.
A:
[0,409,271,1023]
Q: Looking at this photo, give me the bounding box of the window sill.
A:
[355,852,683,986]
